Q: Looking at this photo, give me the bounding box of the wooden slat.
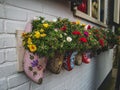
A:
[16,30,25,72]
[74,7,107,27]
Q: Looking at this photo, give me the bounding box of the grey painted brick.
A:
[8,82,30,90]
[0,49,5,64]
[0,34,5,48]
[4,34,16,48]
[0,4,5,18]
[5,5,27,21]
[0,34,16,48]
[5,20,25,33]
[5,0,43,13]
[0,78,7,90]
[0,19,4,33]
[30,81,44,90]
[7,73,29,88]
[0,62,17,78]
[5,48,17,62]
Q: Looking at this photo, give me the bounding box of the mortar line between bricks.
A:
[0,47,16,50]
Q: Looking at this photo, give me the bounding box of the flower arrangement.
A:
[22,16,116,58]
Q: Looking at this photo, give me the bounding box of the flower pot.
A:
[63,51,77,71]
[82,52,91,64]
[24,50,47,84]
[75,53,82,65]
[47,53,64,74]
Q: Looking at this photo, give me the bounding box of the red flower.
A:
[72,30,81,35]
[96,34,100,38]
[60,25,67,31]
[99,39,104,47]
[79,37,87,43]
[103,36,106,39]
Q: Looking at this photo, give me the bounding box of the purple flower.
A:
[31,59,38,67]
[84,31,89,37]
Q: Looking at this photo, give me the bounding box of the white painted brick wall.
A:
[0,49,5,64]
[0,34,16,48]
[0,4,5,18]
[7,73,29,88]
[4,34,16,48]
[5,48,17,62]
[0,62,17,78]
[0,0,111,90]
[0,78,7,90]
[8,82,30,90]
[5,20,26,34]
[5,5,27,21]
[0,19,4,33]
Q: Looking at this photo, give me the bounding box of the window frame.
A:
[73,0,107,27]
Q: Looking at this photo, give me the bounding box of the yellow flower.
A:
[43,23,49,28]
[28,44,37,52]
[40,29,44,33]
[27,38,32,44]
[81,24,86,27]
[89,32,92,35]
[76,20,80,25]
[34,31,41,38]
[40,33,47,37]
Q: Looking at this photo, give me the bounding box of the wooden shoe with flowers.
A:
[24,51,47,84]
[23,21,47,84]
[82,52,91,64]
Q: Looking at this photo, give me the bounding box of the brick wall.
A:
[0,0,112,90]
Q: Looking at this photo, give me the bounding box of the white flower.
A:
[64,33,67,36]
[66,37,72,42]
[53,18,57,22]
[54,29,58,32]
[33,16,40,20]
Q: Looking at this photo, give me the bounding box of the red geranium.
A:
[72,30,81,35]
[99,39,104,47]
[79,37,87,43]
[60,25,67,31]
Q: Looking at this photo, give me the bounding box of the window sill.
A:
[74,8,107,28]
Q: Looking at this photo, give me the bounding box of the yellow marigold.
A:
[27,38,32,44]
[34,31,41,38]
[40,29,44,33]
[43,23,49,28]
[76,20,80,25]
[28,44,37,52]
[40,33,47,37]
[81,24,86,27]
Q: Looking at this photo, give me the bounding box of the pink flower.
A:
[84,31,89,37]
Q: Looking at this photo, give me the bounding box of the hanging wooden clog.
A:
[23,21,47,84]
[63,51,77,71]
[47,52,64,74]
[75,53,82,65]
[24,51,47,84]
